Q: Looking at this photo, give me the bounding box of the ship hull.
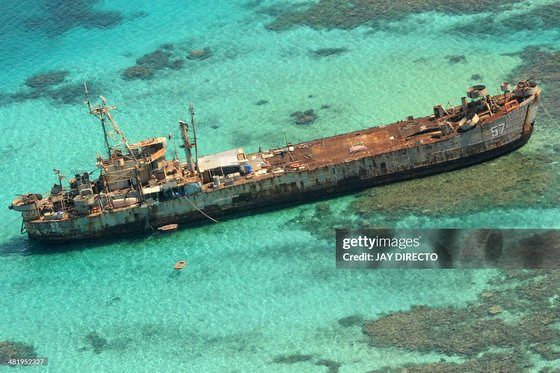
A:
[25,95,538,241]
[150,126,533,226]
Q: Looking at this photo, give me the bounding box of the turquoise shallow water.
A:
[1,0,560,371]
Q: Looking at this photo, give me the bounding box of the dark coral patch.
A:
[122,48,178,80]
[85,331,107,354]
[0,341,37,364]
[137,50,173,70]
[508,46,560,119]
[364,305,516,356]
[509,46,560,83]
[25,0,123,37]
[49,81,100,105]
[310,47,348,58]
[452,2,560,36]
[291,109,317,125]
[337,314,364,327]
[272,353,314,364]
[25,70,69,89]
[370,352,528,373]
[7,72,104,106]
[265,0,520,31]
[160,43,174,51]
[315,359,342,373]
[470,74,482,81]
[121,45,203,80]
[169,59,185,70]
[122,66,154,80]
[446,54,466,64]
[364,270,560,371]
[351,151,559,219]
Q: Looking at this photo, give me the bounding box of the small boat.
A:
[158,224,178,232]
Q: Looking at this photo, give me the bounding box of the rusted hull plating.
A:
[26,95,538,241]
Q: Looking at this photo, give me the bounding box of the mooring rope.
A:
[185,196,219,223]
[540,101,560,130]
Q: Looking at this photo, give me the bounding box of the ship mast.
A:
[84,83,136,161]
[179,120,195,173]
[84,83,111,158]
[189,103,199,161]
[189,102,200,176]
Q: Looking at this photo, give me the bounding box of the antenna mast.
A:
[102,97,136,160]
[179,120,195,174]
[85,83,111,158]
[189,102,199,174]
[84,84,136,161]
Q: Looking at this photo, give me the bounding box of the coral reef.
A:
[351,151,560,219]
[122,45,209,80]
[291,109,317,125]
[509,46,560,85]
[265,0,519,31]
[256,99,268,106]
[25,70,69,89]
[25,0,123,37]
[338,314,364,327]
[446,55,466,64]
[7,70,103,106]
[122,66,154,80]
[137,50,173,71]
[49,82,95,105]
[270,352,342,371]
[470,74,482,81]
[364,270,560,371]
[85,331,107,354]
[315,359,341,373]
[122,49,174,80]
[364,305,516,355]
[453,2,560,36]
[169,59,185,70]
[506,45,560,135]
[0,341,37,364]
[498,231,560,269]
[370,352,528,373]
[272,353,314,364]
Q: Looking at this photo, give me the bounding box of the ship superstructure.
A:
[10,81,540,241]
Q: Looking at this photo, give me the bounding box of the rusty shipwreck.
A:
[10,81,540,241]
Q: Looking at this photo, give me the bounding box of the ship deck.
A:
[258,94,511,172]
[261,115,446,171]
